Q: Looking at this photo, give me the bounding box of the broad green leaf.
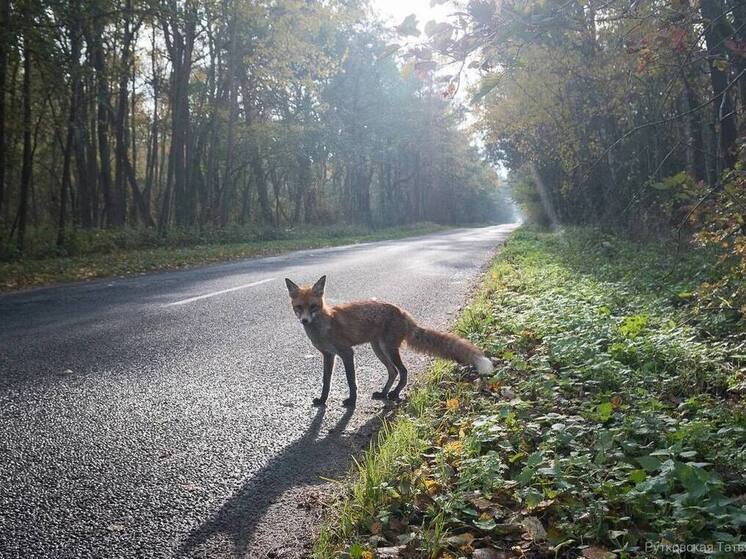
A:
[637,455,661,472]
[629,469,647,484]
[597,402,614,422]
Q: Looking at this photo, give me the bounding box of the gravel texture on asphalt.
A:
[0,224,517,558]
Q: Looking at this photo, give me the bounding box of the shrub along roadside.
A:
[314,228,746,559]
[0,223,446,292]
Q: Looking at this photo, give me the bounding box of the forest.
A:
[0,0,512,261]
[449,0,744,317]
[463,0,744,233]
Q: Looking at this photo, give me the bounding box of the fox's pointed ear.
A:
[285,278,300,297]
[312,275,326,297]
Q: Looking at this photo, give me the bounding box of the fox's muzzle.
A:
[298,309,315,324]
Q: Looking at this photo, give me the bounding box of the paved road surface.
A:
[0,224,517,558]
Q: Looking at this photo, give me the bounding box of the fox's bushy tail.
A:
[405,319,493,375]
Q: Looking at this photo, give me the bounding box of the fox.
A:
[284,275,493,407]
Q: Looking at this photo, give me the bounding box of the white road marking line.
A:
[165,278,276,307]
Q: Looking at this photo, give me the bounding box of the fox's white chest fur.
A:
[303,318,336,353]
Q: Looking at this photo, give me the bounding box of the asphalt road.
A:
[0,224,517,558]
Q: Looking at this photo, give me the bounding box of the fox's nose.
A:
[300,317,309,324]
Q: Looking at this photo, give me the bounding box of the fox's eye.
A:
[309,304,319,312]
[294,305,302,312]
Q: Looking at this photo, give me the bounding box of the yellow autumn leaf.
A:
[444,440,463,455]
[424,478,439,495]
[446,398,460,411]
[361,552,375,559]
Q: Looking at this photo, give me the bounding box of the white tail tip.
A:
[475,356,493,375]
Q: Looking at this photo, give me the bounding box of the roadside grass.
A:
[314,227,746,559]
[0,223,446,292]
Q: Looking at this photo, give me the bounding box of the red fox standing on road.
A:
[285,275,493,407]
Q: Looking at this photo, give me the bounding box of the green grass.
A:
[0,223,447,292]
[314,227,746,559]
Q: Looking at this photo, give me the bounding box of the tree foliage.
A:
[399,0,744,320]
[413,0,744,234]
[0,0,511,258]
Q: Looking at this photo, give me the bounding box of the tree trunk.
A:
[112,0,136,227]
[57,38,83,246]
[728,0,746,111]
[86,73,100,226]
[682,75,707,182]
[73,74,93,228]
[700,0,739,169]
[88,12,115,226]
[144,26,160,219]
[162,4,197,227]
[0,0,10,220]
[251,146,274,224]
[57,108,75,247]
[17,21,32,252]
[219,0,238,227]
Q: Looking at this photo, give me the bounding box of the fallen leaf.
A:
[521,516,546,540]
[446,532,475,547]
[389,517,407,531]
[582,547,617,559]
[472,549,507,559]
[470,496,493,510]
[444,440,463,455]
[413,493,433,510]
[376,546,406,558]
[500,386,516,399]
[487,380,502,392]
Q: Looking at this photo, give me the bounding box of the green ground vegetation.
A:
[0,223,447,292]
[315,228,746,559]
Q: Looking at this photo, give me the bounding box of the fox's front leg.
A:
[313,352,335,406]
[338,347,357,407]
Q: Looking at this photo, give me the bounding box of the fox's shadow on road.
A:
[177,405,383,558]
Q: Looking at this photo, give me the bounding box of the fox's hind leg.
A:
[388,348,408,400]
[371,340,398,400]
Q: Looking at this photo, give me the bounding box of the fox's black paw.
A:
[342,397,357,408]
[372,391,388,400]
[312,397,327,406]
[387,392,402,402]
